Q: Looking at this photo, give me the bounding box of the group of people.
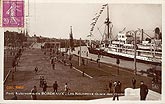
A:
[152,73,159,89]
[11,48,23,81]
[39,76,48,92]
[38,47,149,101]
[108,80,122,101]
[131,77,148,100]
[107,77,148,101]
[39,75,69,93]
[50,56,57,70]
[12,48,23,71]
[44,47,75,70]
[31,81,70,100]
[109,80,122,93]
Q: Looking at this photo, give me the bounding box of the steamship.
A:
[87,4,162,65]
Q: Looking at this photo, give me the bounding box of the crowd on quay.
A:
[5,46,24,82]
[30,47,149,100]
[30,77,148,100]
[30,47,72,100]
[10,46,152,100]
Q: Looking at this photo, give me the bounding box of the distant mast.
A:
[69,26,74,51]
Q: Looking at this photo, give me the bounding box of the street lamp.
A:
[127,29,140,75]
[79,38,81,66]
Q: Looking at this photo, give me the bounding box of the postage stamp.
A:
[2,0,24,27]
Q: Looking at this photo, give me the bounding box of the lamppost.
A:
[79,38,81,66]
[127,29,140,75]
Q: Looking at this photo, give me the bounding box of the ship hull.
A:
[88,47,161,66]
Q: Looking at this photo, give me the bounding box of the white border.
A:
[0,0,164,104]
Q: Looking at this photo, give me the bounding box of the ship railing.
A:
[107,48,161,61]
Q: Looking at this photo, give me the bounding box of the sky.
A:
[18,1,162,40]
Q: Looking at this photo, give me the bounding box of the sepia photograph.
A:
[2,0,162,102]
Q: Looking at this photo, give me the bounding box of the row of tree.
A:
[4,31,27,47]
[4,30,86,48]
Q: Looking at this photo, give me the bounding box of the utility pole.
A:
[141,29,144,42]
[79,38,81,66]
[69,26,72,56]
[134,31,137,75]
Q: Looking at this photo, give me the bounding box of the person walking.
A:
[31,86,37,100]
[152,77,157,89]
[140,81,148,100]
[113,81,120,101]
[69,55,72,61]
[43,80,47,92]
[34,66,38,74]
[53,81,58,92]
[118,81,122,93]
[70,62,73,69]
[64,83,69,94]
[54,57,57,69]
[132,77,136,89]
[52,63,55,70]
[39,76,44,88]
[51,57,54,64]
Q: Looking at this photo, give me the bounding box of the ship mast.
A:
[105,4,111,47]
[107,5,110,40]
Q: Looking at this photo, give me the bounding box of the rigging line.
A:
[90,23,107,39]
[103,25,106,41]
[103,24,106,34]
[98,23,105,29]
[137,28,153,39]
[90,23,104,35]
[143,31,153,39]
[92,29,99,36]
[143,30,154,31]
[101,25,106,42]
[97,27,103,37]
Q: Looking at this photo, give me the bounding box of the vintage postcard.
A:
[1,0,164,103]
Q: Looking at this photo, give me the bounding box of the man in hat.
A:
[140,81,148,100]
[31,86,37,100]
[53,81,58,92]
